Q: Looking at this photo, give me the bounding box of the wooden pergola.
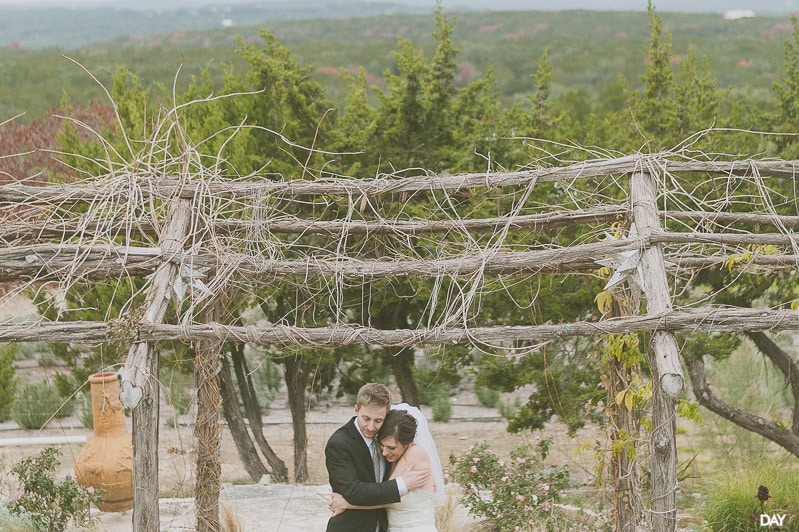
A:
[2,150,799,531]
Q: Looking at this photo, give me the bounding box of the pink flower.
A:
[472,457,480,463]
[17,488,25,497]
[516,495,525,502]
[470,465,478,473]
[87,486,95,494]
[499,460,505,467]
[515,457,526,464]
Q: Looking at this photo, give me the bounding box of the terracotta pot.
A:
[74,371,134,512]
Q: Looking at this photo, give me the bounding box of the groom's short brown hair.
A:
[356,382,391,409]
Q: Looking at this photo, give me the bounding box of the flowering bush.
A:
[448,437,570,531]
[9,446,103,532]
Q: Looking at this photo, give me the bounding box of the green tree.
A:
[668,13,799,458]
[228,32,350,480]
[52,65,298,482]
[0,345,18,422]
[528,49,553,134]
[625,1,678,150]
[674,48,718,143]
[234,31,339,175]
[608,4,799,461]
[325,4,509,404]
[773,15,799,157]
[334,4,502,175]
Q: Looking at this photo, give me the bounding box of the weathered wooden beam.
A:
[651,229,799,247]
[0,204,628,242]
[666,209,799,229]
[0,239,638,283]
[630,170,680,532]
[2,156,798,205]
[120,198,193,532]
[8,218,799,268]
[0,244,164,283]
[4,236,799,287]
[632,174,684,398]
[7,207,799,246]
[194,304,222,532]
[2,307,797,345]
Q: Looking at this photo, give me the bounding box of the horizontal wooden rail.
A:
[1,307,797,345]
[3,233,799,284]
[0,205,628,241]
[2,156,798,205]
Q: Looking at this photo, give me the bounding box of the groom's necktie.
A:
[371,439,381,481]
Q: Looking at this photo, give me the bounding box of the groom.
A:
[325,382,430,532]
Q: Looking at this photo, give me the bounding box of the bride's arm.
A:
[331,445,434,515]
[390,445,431,481]
[329,492,390,515]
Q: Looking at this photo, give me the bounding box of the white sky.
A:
[0,0,102,4]
[0,0,794,14]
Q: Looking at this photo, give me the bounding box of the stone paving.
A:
[97,482,336,531]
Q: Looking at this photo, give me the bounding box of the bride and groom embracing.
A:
[325,383,447,532]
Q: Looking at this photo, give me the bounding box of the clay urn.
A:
[74,371,134,512]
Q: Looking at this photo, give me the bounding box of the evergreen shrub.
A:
[0,345,18,422]
[11,380,73,430]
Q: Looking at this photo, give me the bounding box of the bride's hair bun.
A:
[378,409,417,444]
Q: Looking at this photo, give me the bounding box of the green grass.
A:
[701,460,799,531]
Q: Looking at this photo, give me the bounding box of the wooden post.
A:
[195,303,222,532]
[607,297,645,531]
[131,342,161,531]
[629,169,680,532]
[120,198,193,531]
[630,171,684,399]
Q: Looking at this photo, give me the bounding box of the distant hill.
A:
[0,2,431,50]
[4,0,796,15]
[0,0,796,50]
[0,7,793,120]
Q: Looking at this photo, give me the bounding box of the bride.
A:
[330,403,446,532]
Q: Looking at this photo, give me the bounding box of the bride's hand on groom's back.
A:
[328,493,349,516]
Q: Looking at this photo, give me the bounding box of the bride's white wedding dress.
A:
[387,489,438,531]
[386,404,444,532]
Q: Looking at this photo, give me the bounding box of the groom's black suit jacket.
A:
[325,416,401,532]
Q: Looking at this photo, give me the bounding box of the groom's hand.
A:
[401,463,431,491]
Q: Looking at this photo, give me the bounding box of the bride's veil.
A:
[391,402,447,506]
